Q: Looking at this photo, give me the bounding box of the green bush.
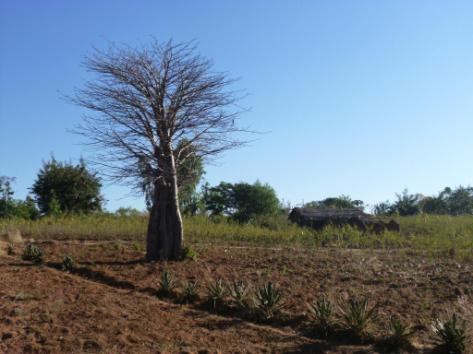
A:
[31,158,102,215]
[203,181,280,223]
[181,246,198,261]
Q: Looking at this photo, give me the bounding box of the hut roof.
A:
[290,207,374,221]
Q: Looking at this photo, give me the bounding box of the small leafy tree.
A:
[372,201,393,216]
[32,158,102,215]
[419,195,449,215]
[13,196,39,219]
[391,189,421,216]
[0,176,15,218]
[446,186,473,215]
[204,181,280,222]
[0,176,14,200]
[0,177,38,219]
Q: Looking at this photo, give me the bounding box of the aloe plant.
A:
[339,297,376,340]
[62,255,75,271]
[207,279,227,310]
[432,313,468,354]
[181,280,199,303]
[307,295,333,337]
[230,281,250,310]
[384,316,417,349]
[22,244,43,264]
[255,282,283,320]
[158,270,176,298]
[7,242,15,255]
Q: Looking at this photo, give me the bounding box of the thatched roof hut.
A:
[288,207,399,233]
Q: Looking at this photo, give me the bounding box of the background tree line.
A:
[2,157,473,220]
[373,187,473,216]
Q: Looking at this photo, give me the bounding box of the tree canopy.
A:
[0,176,38,219]
[304,195,364,210]
[373,186,473,216]
[203,181,280,222]
[32,158,103,215]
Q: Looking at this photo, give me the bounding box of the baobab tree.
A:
[71,40,246,260]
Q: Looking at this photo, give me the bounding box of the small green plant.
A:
[62,255,75,271]
[339,297,376,341]
[384,316,417,350]
[157,270,176,298]
[230,281,250,310]
[181,246,198,261]
[22,244,43,264]
[131,241,144,252]
[207,278,227,310]
[255,282,284,320]
[432,313,468,354]
[7,242,15,255]
[181,280,199,303]
[307,295,333,338]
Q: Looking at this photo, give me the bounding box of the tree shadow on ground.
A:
[47,262,138,290]
[78,259,147,266]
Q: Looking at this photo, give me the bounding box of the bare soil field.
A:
[1,240,472,353]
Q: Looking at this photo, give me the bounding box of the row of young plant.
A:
[156,270,469,353]
[14,243,471,354]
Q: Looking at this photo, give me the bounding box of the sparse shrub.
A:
[432,313,468,354]
[22,244,43,264]
[157,270,176,298]
[230,281,251,310]
[7,242,15,255]
[207,278,227,310]
[181,246,198,261]
[131,241,144,252]
[307,295,334,338]
[339,297,376,341]
[62,255,75,271]
[384,316,416,350]
[255,282,284,320]
[181,280,199,303]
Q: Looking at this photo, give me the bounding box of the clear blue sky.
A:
[1,0,472,211]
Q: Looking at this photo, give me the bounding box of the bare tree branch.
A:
[69,40,251,193]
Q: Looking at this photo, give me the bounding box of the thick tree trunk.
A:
[146,154,184,261]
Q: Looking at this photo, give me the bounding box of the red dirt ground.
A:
[1,240,472,353]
